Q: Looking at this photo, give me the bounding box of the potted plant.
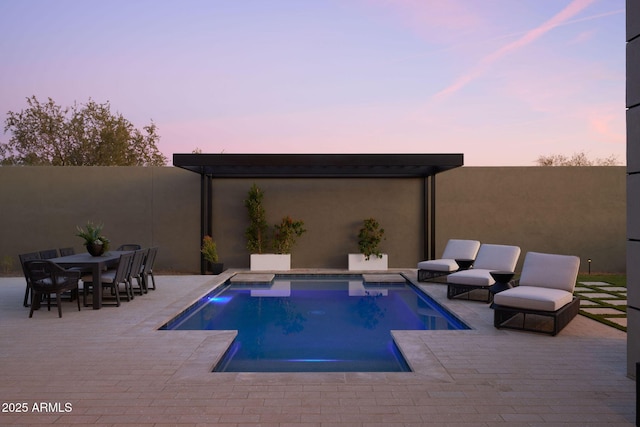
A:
[273,216,306,254]
[201,235,223,274]
[348,218,388,270]
[245,184,307,271]
[76,221,110,256]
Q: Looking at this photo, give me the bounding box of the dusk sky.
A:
[0,0,625,166]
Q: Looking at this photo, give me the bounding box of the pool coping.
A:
[150,269,481,383]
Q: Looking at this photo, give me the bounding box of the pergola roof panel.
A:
[173,153,463,178]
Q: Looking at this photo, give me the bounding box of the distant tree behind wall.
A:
[536,151,619,166]
[0,96,167,166]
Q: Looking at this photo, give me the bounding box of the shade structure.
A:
[173,153,464,273]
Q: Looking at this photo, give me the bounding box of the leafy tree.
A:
[1,96,167,166]
[536,151,619,166]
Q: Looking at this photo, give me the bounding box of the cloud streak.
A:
[432,0,597,101]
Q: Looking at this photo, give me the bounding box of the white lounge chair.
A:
[491,251,580,335]
[446,243,521,302]
[417,239,481,282]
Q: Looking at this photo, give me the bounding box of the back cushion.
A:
[441,239,481,260]
[473,244,521,271]
[519,252,580,292]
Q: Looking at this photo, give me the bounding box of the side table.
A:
[489,271,515,294]
[455,258,474,271]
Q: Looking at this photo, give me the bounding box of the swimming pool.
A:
[161,274,468,372]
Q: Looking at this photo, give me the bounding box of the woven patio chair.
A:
[129,248,148,295]
[83,251,134,307]
[141,247,158,291]
[417,239,481,282]
[19,252,41,307]
[59,247,75,256]
[24,260,81,318]
[116,244,142,251]
[446,244,521,303]
[491,252,580,336]
[38,249,59,259]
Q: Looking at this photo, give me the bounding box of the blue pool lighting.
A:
[161,275,468,373]
[207,296,232,304]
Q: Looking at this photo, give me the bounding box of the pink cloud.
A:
[360,0,483,44]
[432,0,596,100]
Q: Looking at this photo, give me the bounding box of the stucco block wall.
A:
[0,165,625,276]
[0,166,201,273]
[627,0,640,378]
[437,167,626,273]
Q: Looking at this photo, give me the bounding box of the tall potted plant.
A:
[349,218,388,270]
[245,184,307,271]
[201,235,223,274]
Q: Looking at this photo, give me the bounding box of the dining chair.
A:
[129,249,148,295]
[116,244,142,251]
[39,249,59,259]
[24,260,81,318]
[19,252,41,307]
[83,251,134,307]
[59,247,75,256]
[141,247,158,291]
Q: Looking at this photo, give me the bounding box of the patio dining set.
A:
[19,245,158,318]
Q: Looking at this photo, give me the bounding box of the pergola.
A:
[173,153,463,272]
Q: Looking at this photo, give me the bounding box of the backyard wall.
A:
[0,165,625,274]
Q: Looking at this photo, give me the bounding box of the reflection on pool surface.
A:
[161,275,468,372]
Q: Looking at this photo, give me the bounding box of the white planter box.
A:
[348,253,388,271]
[250,254,291,271]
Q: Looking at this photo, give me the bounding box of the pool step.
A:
[230,273,275,284]
[362,273,406,284]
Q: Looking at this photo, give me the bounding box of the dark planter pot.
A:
[208,262,224,275]
[86,243,105,257]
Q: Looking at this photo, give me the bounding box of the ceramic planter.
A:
[250,254,291,271]
[348,253,388,271]
[208,262,224,275]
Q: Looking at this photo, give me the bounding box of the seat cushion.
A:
[447,269,494,287]
[493,285,574,312]
[417,259,459,272]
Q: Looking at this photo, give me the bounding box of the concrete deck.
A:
[0,271,635,426]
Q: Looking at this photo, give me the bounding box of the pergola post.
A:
[199,173,213,275]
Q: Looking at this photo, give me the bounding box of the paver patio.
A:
[0,271,635,426]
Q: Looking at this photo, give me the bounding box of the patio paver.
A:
[0,271,635,426]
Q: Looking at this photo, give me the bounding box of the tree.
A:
[1,96,167,166]
[535,151,619,166]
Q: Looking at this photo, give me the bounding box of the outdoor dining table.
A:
[49,251,130,309]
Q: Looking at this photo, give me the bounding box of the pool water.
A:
[161,275,468,372]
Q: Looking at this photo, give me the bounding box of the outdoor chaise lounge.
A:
[417,239,481,282]
[446,243,521,302]
[490,251,580,336]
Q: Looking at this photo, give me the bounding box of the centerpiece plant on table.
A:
[76,221,110,256]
